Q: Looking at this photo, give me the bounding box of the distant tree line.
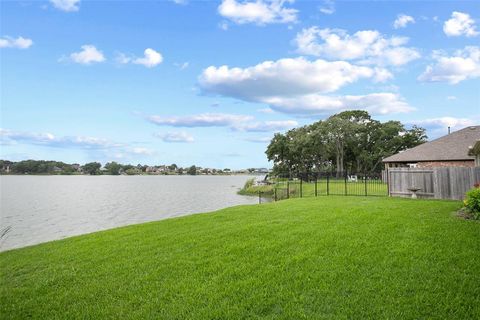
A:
[0,160,238,176]
[266,110,427,176]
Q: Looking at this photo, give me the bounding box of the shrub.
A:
[464,187,480,220]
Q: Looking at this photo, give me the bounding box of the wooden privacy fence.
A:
[388,167,480,200]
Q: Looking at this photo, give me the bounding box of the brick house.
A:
[383,125,480,169]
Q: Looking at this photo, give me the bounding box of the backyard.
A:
[1,196,479,319]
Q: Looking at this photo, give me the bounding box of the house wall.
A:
[416,160,475,168]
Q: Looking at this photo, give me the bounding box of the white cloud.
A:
[171,0,188,5]
[443,11,478,37]
[409,117,477,137]
[200,57,378,99]
[68,45,105,65]
[418,46,480,84]
[155,131,194,143]
[133,48,163,68]
[50,0,80,12]
[131,147,155,155]
[174,62,189,70]
[245,136,272,143]
[219,21,229,31]
[199,57,412,115]
[147,113,253,127]
[393,14,415,29]
[446,95,457,100]
[115,52,132,64]
[232,120,298,132]
[257,108,275,114]
[0,36,33,49]
[294,27,420,66]
[319,0,335,15]
[262,93,414,115]
[0,129,155,159]
[0,129,120,149]
[218,0,298,25]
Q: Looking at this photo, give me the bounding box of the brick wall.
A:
[417,160,475,168]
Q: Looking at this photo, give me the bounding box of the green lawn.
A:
[1,197,479,319]
[241,179,388,199]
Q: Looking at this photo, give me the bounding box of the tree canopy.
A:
[266,110,427,176]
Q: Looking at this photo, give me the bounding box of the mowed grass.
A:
[242,179,388,198]
[1,197,480,319]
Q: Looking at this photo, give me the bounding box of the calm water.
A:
[0,175,258,252]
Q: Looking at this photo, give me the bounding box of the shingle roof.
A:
[383,125,480,163]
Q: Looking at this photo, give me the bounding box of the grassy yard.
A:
[1,197,479,319]
[240,179,388,198]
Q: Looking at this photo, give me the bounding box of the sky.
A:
[1,0,479,169]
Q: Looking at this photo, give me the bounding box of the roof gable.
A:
[383,125,480,163]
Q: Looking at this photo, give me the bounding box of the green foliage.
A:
[266,110,427,175]
[104,161,122,175]
[187,165,197,175]
[464,187,480,219]
[82,162,101,175]
[1,197,478,319]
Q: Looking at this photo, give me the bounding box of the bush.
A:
[464,187,480,220]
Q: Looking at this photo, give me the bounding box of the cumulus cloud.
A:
[0,129,155,158]
[232,120,298,132]
[133,48,163,67]
[418,46,480,84]
[294,27,420,66]
[200,57,380,100]
[262,93,414,115]
[319,0,335,15]
[155,131,194,143]
[199,57,411,115]
[67,45,105,65]
[393,14,415,29]
[116,48,163,68]
[146,113,297,133]
[50,0,80,12]
[408,117,477,138]
[0,129,120,149]
[218,0,298,25]
[443,11,478,37]
[0,36,33,49]
[147,113,253,127]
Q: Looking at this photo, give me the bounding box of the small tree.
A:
[104,162,123,175]
[187,165,197,175]
[83,162,101,175]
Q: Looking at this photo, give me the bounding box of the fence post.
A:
[287,181,290,199]
[315,177,318,197]
[259,191,262,204]
[364,172,367,196]
[274,187,277,202]
[300,179,303,198]
[344,171,347,196]
[327,175,329,196]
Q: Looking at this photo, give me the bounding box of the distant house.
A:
[383,126,480,169]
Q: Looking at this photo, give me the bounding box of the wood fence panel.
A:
[388,167,480,200]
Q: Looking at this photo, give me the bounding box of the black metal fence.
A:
[260,171,388,203]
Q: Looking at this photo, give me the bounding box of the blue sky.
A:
[1,0,479,168]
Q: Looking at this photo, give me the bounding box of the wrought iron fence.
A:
[264,171,388,202]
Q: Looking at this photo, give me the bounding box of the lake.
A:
[0,175,259,252]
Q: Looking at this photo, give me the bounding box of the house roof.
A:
[383,125,480,163]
